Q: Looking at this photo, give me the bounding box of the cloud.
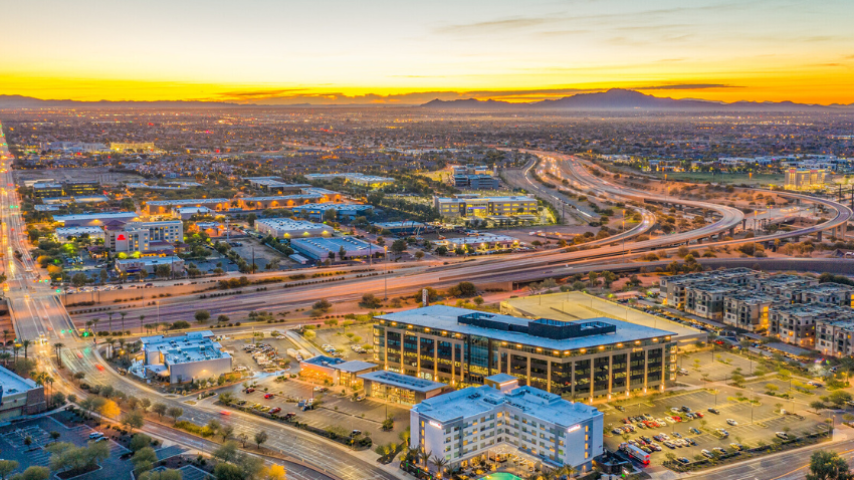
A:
[637,83,741,90]
[435,17,553,35]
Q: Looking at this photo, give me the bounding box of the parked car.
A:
[726,419,738,426]
[677,457,690,464]
[708,408,720,414]
[701,450,714,458]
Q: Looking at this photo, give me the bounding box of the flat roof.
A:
[116,256,183,266]
[292,203,373,211]
[373,221,425,228]
[146,199,229,206]
[412,384,601,426]
[335,360,377,373]
[379,305,674,351]
[55,226,104,234]
[142,331,230,365]
[435,196,535,203]
[54,211,139,221]
[0,364,38,394]
[358,370,445,392]
[256,219,328,230]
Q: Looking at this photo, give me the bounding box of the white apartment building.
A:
[410,374,603,474]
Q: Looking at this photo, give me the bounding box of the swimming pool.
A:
[479,473,523,480]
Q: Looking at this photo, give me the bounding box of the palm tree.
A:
[12,343,19,363]
[22,340,30,359]
[0,352,10,367]
[430,454,449,478]
[139,315,146,334]
[108,312,114,333]
[120,312,127,333]
[53,343,64,368]
[2,329,8,349]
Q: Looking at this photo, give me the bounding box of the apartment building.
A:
[758,274,818,299]
[433,195,538,218]
[816,319,854,357]
[684,282,737,320]
[661,268,764,308]
[768,304,839,348]
[374,306,677,400]
[722,293,778,332]
[793,283,854,307]
[410,375,603,474]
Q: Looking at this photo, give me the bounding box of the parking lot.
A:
[603,387,830,467]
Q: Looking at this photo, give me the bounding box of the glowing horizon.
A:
[2,0,853,105]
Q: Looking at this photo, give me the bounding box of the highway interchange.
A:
[3,119,854,480]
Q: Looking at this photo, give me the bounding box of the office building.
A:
[32,182,64,198]
[372,221,427,236]
[453,174,500,190]
[243,177,311,193]
[53,211,140,228]
[440,235,521,251]
[255,218,331,238]
[144,198,231,215]
[237,194,330,210]
[785,168,827,190]
[374,306,676,399]
[433,195,538,218]
[290,236,378,261]
[410,374,603,473]
[305,173,395,188]
[172,206,213,220]
[359,370,448,406]
[291,203,375,221]
[0,365,47,421]
[140,331,232,384]
[64,181,100,196]
[299,356,378,389]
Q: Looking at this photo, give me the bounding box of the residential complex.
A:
[410,374,603,473]
[374,306,676,399]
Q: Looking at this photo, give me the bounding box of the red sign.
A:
[116,234,126,241]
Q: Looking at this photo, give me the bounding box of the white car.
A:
[726,419,738,426]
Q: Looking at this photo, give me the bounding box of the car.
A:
[808,381,823,388]
[708,408,720,414]
[220,410,231,415]
[776,432,789,440]
[663,441,676,449]
[730,443,743,451]
[671,416,681,422]
[677,457,690,465]
[264,393,275,399]
[623,418,631,424]
[612,428,624,435]
[681,406,692,413]
[94,437,108,443]
[643,414,653,420]
[313,386,326,392]
[653,434,665,441]
[717,428,729,437]
[88,432,104,439]
[350,430,362,437]
[641,436,652,444]
[269,407,281,414]
[245,387,255,393]
[640,445,653,453]
[650,443,662,451]
[714,447,727,455]
[670,408,681,414]
[701,450,714,459]
[690,427,701,435]
[284,413,296,420]
[615,405,626,412]
[637,423,647,429]
[726,419,738,426]
[673,432,682,438]
[695,412,704,418]
[686,438,697,446]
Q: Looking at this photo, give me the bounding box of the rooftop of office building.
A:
[378,305,673,351]
[0,365,39,394]
[141,331,229,365]
[358,370,445,392]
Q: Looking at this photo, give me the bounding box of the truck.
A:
[620,443,650,466]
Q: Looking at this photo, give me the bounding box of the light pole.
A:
[383,246,388,300]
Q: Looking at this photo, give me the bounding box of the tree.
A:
[214,463,244,480]
[254,431,269,450]
[155,264,172,279]
[100,399,120,419]
[131,447,158,473]
[72,272,89,287]
[217,314,230,323]
[829,391,853,408]
[49,431,61,444]
[810,400,826,412]
[11,466,49,480]
[237,432,249,448]
[139,469,183,480]
[455,281,477,297]
[265,465,287,480]
[167,406,184,422]
[220,424,235,442]
[213,441,240,464]
[247,213,257,227]
[806,450,853,480]
[414,251,424,261]
[129,434,153,452]
[122,409,145,433]
[390,239,407,256]
[152,402,167,419]
[0,461,19,480]
[195,310,211,324]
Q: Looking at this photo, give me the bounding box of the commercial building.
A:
[107,220,183,254]
[305,173,395,188]
[359,370,448,406]
[115,256,185,275]
[53,211,140,228]
[140,331,232,384]
[453,174,500,190]
[64,181,100,196]
[244,177,311,194]
[374,306,676,399]
[111,142,157,153]
[254,218,331,238]
[722,292,778,332]
[32,182,64,198]
[410,374,603,473]
[144,198,231,215]
[372,221,427,236]
[785,168,827,190]
[42,195,109,205]
[0,365,47,421]
[299,355,378,389]
[237,194,330,210]
[53,226,105,243]
[290,236,378,261]
[171,206,213,220]
[440,235,521,251]
[433,195,538,218]
[291,203,374,221]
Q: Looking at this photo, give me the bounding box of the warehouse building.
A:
[292,203,374,221]
[290,236,379,261]
[374,306,676,399]
[140,331,232,384]
[440,235,521,251]
[410,374,603,474]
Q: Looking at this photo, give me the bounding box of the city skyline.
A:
[3,0,853,105]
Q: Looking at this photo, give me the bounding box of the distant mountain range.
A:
[421,89,854,111]
[2,89,852,111]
